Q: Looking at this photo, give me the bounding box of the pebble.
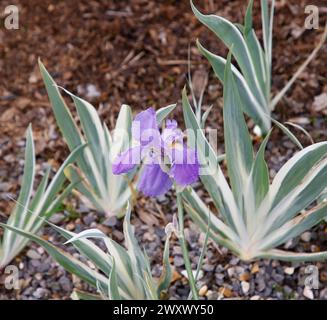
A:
[303,286,314,300]
[239,272,250,281]
[227,267,235,278]
[202,264,215,272]
[112,230,124,242]
[59,276,72,292]
[218,287,233,298]
[174,256,185,267]
[241,281,250,294]
[319,287,327,299]
[206,290,219,300]
[300,232,311,242]
[83,214,95,226]
[66,222,75,231]
[229,257,240,265]
[36,262,51,273]
[33,288,49,299]
[49,213,65,224]
[199,285,208,297]
[256,276,266,292]
[284,267,295,275]
[103,216,117,227]
[251,263,260,274]
[272,271,284,283]
[26,249,41,260]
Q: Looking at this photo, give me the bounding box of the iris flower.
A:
[112,108,199,196]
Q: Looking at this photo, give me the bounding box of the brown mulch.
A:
[0,0,326,299]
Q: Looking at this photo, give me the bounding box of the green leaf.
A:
[182,88,246,238]
[251,130,271,208]
[0,223,108,288]
[156,104,177,124]
[244,0,254,36]
[223,50,254,207]
[191,1,266,108]
[71,290,102,300]
[50,223,112,277]
[244,30,267,99]
[0,125,35,267]
[271,118,303,150]
[196,40,270,133]
[157,231,172,296]
[259,249,327,262]
[108,258,121,300]
[260,202,327,250]
[270,142,327,207]
[39,60,84,151]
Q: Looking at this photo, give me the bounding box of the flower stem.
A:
[176,192,199,300]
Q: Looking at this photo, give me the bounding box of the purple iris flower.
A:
[112,108,199,196]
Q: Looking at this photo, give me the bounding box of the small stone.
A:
[251,263,260,274]
[112,230,124,242]
[256,277,266,292]
[229,257,239,265]
[33,288,49,299]
[85,84,101,98]
[241,281,250,294]
[34,273,42,281]
[202,264,215,272]
[199,285,208,297]
[250,295,261,300]
[284,267,295,275]
[36,262,50,273]
[227,267,236,278]
[66,222,75,231]
[172,246,183,255]
[83,214,95,226]
[143,232,156,242]
[218,287,233,298]
[239,272,250,281]
[26,249,41,260]
[319,287,327,299]
[206,290,219,300]
[49,213,64,224]
[59,276,72,292]
[300,231,311,242]
[103,216,117,227]
[272,272,284,283]
[174,256,184,267]
[303,286,314,300]
[253,125,262,137]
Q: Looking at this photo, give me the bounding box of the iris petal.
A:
[137,164,173,196]
[112,146,141,174]
[170,146,199,186]
[132,108,160,146]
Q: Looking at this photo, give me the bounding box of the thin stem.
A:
[176,192,199,300]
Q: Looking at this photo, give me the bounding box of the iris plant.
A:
[113,107,200,299]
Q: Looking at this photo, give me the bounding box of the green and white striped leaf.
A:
[196,41,270,132]
[191,1,266,109]
[0,223,108,288]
